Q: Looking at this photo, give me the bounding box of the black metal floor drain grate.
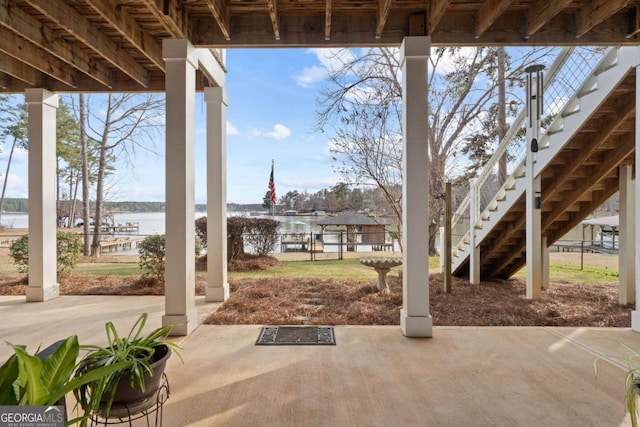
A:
[256,326,336,345]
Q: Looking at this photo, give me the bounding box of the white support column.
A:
[619,164,635,305]
[541,236,550,290]
[204,86,229,302]
[163,39,198,335]
[25,89,59,302]
[525,66,543,300]
[633,66,640,331]
[400,36,432,338]
[469,179,480,285]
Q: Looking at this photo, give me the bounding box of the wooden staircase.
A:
[452,47,638,280]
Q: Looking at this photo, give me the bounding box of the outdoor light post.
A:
[524,64,545,299]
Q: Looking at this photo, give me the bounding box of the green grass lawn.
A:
[228,257,441,280]
[0,253,619,284]
[512,263,619,284]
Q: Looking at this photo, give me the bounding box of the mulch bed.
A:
[0,275,207,296]
[0,265,631,327]
[205,274,632,327]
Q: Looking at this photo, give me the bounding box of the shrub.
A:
[245,218,280,256]
[227,216,251,261]
[199,216,281,260]
[9,232,82,275]
[138,234,203,283]
[195,216,207,249]
[138,235,166,282]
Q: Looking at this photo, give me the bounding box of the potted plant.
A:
[595,344,640,427]
[0,335,132,427]
[74,313,182,419]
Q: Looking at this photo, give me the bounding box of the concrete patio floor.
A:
[1,295,639,426]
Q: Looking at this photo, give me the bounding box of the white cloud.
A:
[294,49,360,88]
[266,124,291,140]
[251,124,292,140]
[295,66,327,88]
[0,147,28,164]
[227,121,239,135]
[430,47,479,75]
[0,173,26,197]
[308,48,356,72]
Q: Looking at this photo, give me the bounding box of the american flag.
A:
[268,161,276,204]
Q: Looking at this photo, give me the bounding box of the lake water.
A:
[0,212,398,254]
[0,211,324,235]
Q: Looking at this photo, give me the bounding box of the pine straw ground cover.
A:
[0,254,631,327]
[205,274,632,327]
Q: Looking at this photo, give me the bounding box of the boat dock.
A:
[99,236,143,252]
[280,234,324,253]
[91,222,140,234]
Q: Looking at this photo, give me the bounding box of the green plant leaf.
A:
[11,344,47,406]
[39,336,80,405]
[0,353,19,405]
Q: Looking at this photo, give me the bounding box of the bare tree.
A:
[0,99,27,226]
[316,47,551,254]
[83,93,164,257]
[77,94,91,254]
[55,100,81,227]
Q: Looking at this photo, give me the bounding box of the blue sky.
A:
[0,49,340,205]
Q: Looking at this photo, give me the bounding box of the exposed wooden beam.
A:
[204,0,231,41]
[474,0,513,38]
[0,70,170,94]
[83,0,164,71]
[0,27,77,87]
[266,0,281,41]
[193,12,640,47]
[22,0,149,88]
[427,0,451,36]
[541,93,635,202]
[0,0,112,88]
[325,0,332,41]
[626,6,640,38]
[543,135,635,230]
[376,0,392,39]
[489,230,526,275]
[523,0,574,39]
[0,52,41,85]
[0,72,9,89]
[546,181,620,243]
[139,0,188,38]
[481,211,526,263]
[576,0,633,38]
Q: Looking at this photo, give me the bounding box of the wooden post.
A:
[444,182,452,293]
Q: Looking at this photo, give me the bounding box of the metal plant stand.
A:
[90,374,169,427]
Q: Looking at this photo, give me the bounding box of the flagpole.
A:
[269,159,276,217]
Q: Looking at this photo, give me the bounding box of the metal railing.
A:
[243,231,400,261]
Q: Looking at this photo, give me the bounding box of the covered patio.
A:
[3,1,640,338]
[0,295,636,426]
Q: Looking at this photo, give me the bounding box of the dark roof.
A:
[317,213,381,226]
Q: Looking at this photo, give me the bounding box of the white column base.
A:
[632,311,640,332]
[400,309,433,337]
[163,310,199,336]
[26,283,59,302]
[206,284,229,302]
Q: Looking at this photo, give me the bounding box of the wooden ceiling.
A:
[2,0,640,93]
